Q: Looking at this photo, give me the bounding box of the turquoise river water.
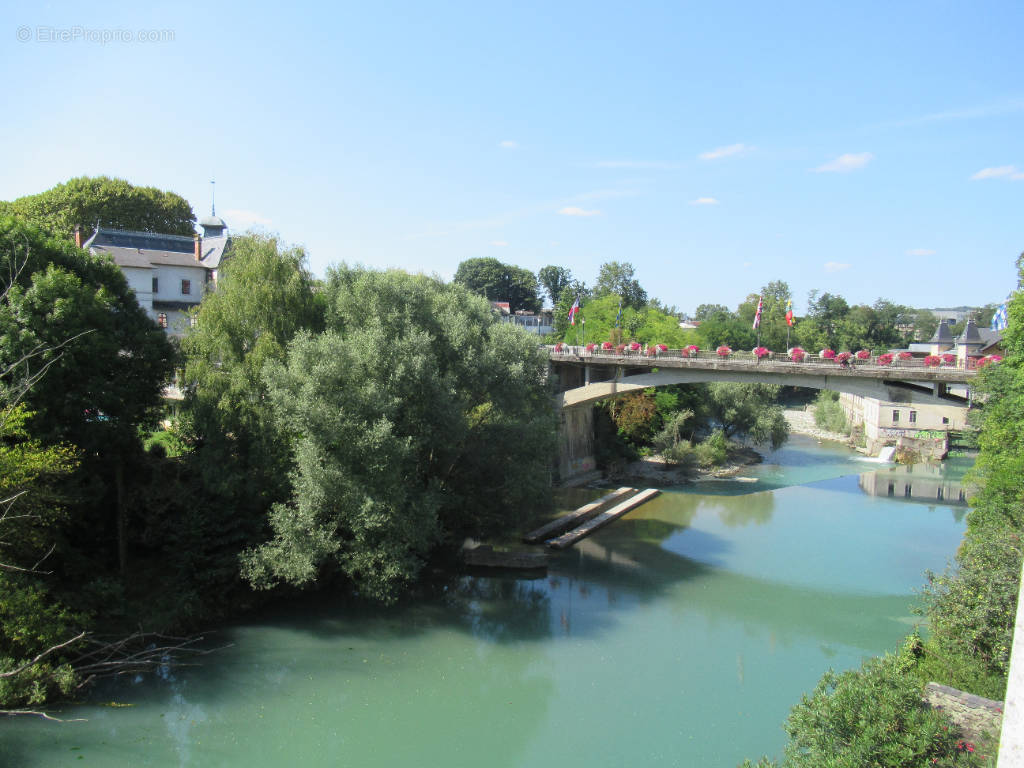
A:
[2,435,972,767]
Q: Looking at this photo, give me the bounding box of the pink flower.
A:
[856,349,870,360]
[923,355,941,367]
[602,341,613,350]
[877,353,894,366]
[656,343,668,352]
[585,342,596,352]
[941,353,956,365]
[835,351,852,364]
[753,346,770,359]
[716,345,732,357]
[820,348,836,359]
[898,351,913,360]
[629,341,641,351]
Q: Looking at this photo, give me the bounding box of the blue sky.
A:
[2,0,1022,314]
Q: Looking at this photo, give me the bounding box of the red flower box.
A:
[789,347,806,362]
[898,351,913,360]
[856,350,870,360]
[656,343,668,352]
[585,343,596,352]
[923,355,941,367]
[941,353,956,365]
[554,342,565,352]
[877,353,894,366]
[629,341,641,351]
[684,345,699,357]
[820,349,836,359]
[602,341,613,350]
[615,344,626,354]
[835,351,852,365]
[753,346,770,359]
[716,346,731,357]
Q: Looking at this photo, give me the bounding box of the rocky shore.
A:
[782,406,853,445]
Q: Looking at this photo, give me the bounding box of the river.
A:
[2,435,971,767]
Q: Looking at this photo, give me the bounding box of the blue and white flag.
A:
[992,303,1008,331]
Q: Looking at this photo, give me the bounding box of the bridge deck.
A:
[549,347,978,385]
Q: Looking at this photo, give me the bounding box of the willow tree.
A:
[243,267,556,602]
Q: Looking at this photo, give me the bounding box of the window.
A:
[181,279,191,295]
[189,315,198,328]
[909,411,917,424]
[157,313,168,328]
[892,410,900,423]
[152,276,159,293]
[942,417,949,425]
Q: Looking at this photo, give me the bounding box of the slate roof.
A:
[957,319,983,344]
[929,323,954,343]
[83,226,229,270]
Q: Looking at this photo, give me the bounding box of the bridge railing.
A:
[545,345,985,372]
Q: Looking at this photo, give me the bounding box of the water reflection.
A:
[858,464,968,507]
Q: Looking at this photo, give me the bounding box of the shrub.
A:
[776,647,983,768]
[813,390,848,434]
[694,429,729,467]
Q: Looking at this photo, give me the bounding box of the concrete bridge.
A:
[548,347,978,409]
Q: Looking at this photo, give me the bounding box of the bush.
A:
[813,390,849,434]
[694,429,729,467]
[774,643,982,767]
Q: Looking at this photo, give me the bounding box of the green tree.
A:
[738,281,793,351]
[1,176,196,240]
[181,233,324,519]
[0,217,175,574]
[453,257,540,312]
[702,383,788,448]
[593,261,647,309]
[242,268,556,603]
[797,290,849,351]
[694,303,730,320]
[537,265,573,307]
[911,308,939,341]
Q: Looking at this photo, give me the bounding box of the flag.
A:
[615,301,622,328]
[568,296,580,326]
[753,296,763,330]
[785,300,794,327]
[992,303,1008,331]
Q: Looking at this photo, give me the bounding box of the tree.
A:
[797,290,850,351]
[181,233,324,518]
[241,268,556,603]
[1,176,196,241]
[702,383,788,449]
[694,303,730,321]
[0,217,175,574]
[911,308,939,342]
[537,265,573,307]
[737,281,793,351]
[453,257,540,312]
[593,261,647,309]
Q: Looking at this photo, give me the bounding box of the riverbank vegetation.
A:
[739,259,1024,766]
[592,381,789,475]
[812,390,850,435]
[0,184,556,710]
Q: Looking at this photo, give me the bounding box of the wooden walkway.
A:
[547,488,660,549]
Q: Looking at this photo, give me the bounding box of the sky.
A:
[2,0,1022,315]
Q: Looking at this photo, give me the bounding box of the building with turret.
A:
[81,210,229,336]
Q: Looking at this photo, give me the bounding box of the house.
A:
[79,211,229,336]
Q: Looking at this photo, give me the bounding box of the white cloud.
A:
[499,140,518,149]
[698,143,751,160]
[558,206,601,217]
[906,248,936,256]
[491,240,509,247]
[824,261,851,273]
[813,153,874,173]
[222,209,272,229]
[592,160,680,169]
[689,197,720,206]
[970,165,1023,180]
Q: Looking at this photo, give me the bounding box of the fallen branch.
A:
[0,709,87,722]
[0,632,86,680]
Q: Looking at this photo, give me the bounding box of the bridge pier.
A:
[557,406,596,481]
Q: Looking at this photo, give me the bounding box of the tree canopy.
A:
[537,265,573,306]
[0,176,196,241]
[453,257,540,312]
[241,267,555,602]
[593,261,647,310]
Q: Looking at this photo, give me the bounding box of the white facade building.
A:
[82,213,230,336]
